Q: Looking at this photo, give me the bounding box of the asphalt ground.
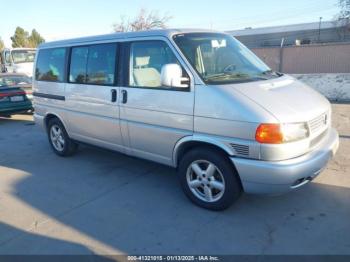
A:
[0,103,349,256]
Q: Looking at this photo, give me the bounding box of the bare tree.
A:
[113,9,172,32]
[333,0,350,40]
[338,0,350,18]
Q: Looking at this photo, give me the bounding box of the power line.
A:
[221,7,338,30]
[175,3,338,29]
[217,1,334,25]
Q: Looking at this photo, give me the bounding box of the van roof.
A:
[39,28,223,48]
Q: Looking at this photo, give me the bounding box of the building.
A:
[227,20,350,48]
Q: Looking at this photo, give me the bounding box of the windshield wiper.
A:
[204,73,270,83]
[204,72,251,80]
[259,70,283,77]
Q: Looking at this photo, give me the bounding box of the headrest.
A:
[135,56,150,67]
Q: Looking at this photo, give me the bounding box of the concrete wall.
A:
[292,73,350,102]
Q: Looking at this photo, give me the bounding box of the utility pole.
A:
[318,17,323,42]
[279,37,285,72]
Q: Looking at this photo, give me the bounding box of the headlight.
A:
[281,123,309,142]
[256,123,309,144]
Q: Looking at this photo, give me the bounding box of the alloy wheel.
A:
[186,160,225,202]
[50,124,65,152]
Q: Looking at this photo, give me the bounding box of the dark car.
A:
[0,73,33,116]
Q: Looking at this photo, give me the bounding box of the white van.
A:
[33,29,339,210]
[1,48,36,77]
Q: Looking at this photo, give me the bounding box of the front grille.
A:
[230,143,249,156]
[308,112,328,134]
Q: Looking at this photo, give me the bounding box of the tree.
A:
[334,0,350,40]
[28,29,45,48]
[338,0,350,18]
[113,9,172,32]
[11,27,29,48]
[10,27,45,48]
[0,37,4,51]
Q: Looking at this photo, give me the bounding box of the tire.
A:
[47,118,78,157]
[178,147,242,211]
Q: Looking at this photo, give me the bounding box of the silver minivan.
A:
[33,29,339,210]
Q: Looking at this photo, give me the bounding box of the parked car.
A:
[0,48,36,77]
[0,73,33,116]
[33,29,339,210]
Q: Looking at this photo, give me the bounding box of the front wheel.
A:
[178,148,242,210]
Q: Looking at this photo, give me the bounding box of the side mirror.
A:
[161,64,189,88]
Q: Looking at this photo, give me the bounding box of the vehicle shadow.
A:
[0,114,33,126]
[0,222,113,260]
[1,130,350,255]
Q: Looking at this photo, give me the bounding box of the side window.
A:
[35,48,66,82]
[129,41,183,88]
[69,43,117,85]
[70,47,88,83]
[87,44,116,85]
[5,51,12,64]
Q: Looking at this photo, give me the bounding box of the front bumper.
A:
[231,128,339,194]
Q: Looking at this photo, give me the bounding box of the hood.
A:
[229,75,330,123]
[14,63,34,77]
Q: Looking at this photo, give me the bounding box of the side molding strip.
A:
[33,92,65,101]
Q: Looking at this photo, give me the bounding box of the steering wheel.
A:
[223,64,236,73]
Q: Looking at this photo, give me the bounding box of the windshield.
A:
[11,50,36,64]
[0,75,32,87]
[173,33,279,84]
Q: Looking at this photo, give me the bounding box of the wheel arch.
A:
[173,136,235,167]
[44,112,69,133]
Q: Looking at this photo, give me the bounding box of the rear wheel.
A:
[47,118,78,156]
[178,147,242,210]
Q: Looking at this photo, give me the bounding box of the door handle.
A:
[111,89,117,102]
[122,90,127,104]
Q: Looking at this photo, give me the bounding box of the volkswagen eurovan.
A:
[33,29,339,210]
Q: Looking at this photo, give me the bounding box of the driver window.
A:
[129,41,181,88]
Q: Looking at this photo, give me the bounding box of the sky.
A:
[0,0,340,47]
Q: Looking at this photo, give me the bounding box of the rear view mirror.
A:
[161,64,189,88]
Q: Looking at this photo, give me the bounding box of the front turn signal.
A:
[255,123,283,144]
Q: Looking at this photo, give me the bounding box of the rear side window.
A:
[36,48,66,82]
[70,47,88,83]
[69,43,117,86]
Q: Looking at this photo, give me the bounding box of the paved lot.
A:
[0,104,349,255]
